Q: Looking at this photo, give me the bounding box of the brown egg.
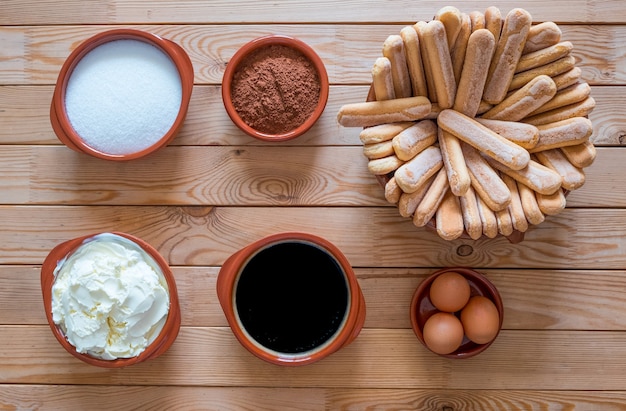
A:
[422,312,464,355]
[460,295,500,344]
[429,271,471,312]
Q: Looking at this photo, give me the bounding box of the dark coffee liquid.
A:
[235,241,349,354]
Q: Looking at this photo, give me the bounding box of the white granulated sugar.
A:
[64,39,182,155]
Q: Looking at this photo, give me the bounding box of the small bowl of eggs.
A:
[410,267,503,359]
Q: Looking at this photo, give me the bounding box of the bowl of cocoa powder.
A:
[222,35,329,142]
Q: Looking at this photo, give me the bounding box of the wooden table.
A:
[2,1,626,409]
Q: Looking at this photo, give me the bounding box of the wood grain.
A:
[0,145,620,207]
[5,266,626,331]
[2,0,625,24]
[0,146,381,206]
[1,25,624,86]
[1,85,623,146]
[3,327,626,391]
[2,386,626,411]
[2,0,626,406]
[0,206,624,268]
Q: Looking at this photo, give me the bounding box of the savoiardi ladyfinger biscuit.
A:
[560,140,597,168]
[394,145,443,193]
[359,122,414,144]
[435,6,463,48]
[552,67,583,91]
[367,154,404,175]
[530,117,593,153]
[422,20,457,109]
[516,41,573,73]
[392,119,437,161]
[363,139,395,160]
[495,206,514,237]
[483,8,532,104]
[474,118,539,150]
[536,189,567,216]
[400,26,428,98]
[398,173,435,218]
[481,74,557,122]
[476,193,499,238]
[526,82,591,117]
[523,96,595,126]
[523,22,562,54]
[337,96,431,128]
[462,142,511,212]
[508,55,576,91]
[436,190,465,241]
[469,11,485,32]
[502,173,529,233]
[438,109,530,171]
[534,148,586,191]
[371,57,396,101]
[413,167,448,227]
[415,21,439,103]
[438,127,470,196]
[450,13,471,84]
[484,6,503,45]
[382,35,413,99]
[517,181,545,225]
[453,29,496,117]
[459,185,483,240]
[486,157,563,195]
[385,176,402,204]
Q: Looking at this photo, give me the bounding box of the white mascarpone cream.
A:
[51,233,170,360]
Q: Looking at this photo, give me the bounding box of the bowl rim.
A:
[409,267,504,359]
[40,231,181,367]
[221,34,330,142]
[50,28,194,161]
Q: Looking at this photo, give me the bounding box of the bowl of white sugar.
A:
[41,232,181,367]
[50,29,194,160]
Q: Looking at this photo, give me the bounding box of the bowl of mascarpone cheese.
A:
[40,232,181,367]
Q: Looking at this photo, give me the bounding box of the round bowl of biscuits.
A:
[337,6,596,242]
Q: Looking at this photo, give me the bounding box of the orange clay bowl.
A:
[41,232,181,368]
[222,35,329,142]
[50,28,194,161]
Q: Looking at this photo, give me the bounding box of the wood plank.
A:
[328,389,626,411]
[2,385,626,411]
[0,145,619,206]
[0,146,382,206]
[0,85,622,146]
[2,326,626,390]
[0,206,624,268]
[0,24,624,86]
[0,385,325,410]
[2,0,625,25]
[5,266,626,331]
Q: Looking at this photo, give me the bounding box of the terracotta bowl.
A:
[221,35,329,142]
[40,232,181,367]
[216,232,366,366]
[410,267,503,359]
[50,29,194,161]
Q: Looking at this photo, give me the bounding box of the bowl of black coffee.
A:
[216,232,366,366]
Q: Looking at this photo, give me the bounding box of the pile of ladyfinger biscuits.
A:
[337,6,596,241]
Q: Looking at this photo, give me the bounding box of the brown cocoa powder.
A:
[230,44,321,135]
